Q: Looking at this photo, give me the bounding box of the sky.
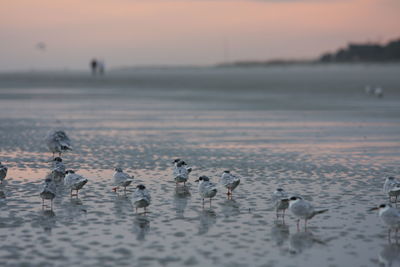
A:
[0,0,399,71]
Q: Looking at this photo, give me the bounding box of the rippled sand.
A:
[1,65,400,266]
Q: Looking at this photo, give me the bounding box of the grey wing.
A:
[64,174,78,186]
[143,189,151,202]
[45,132,59,151]
[132,190,144,201]
[173,167,180,177]
[64,175,71,186]
[55,131,72,148]
[178,167,188,176]
[206,182,218,191]
[220,174,231,186]
[53,162,65,173]
[48,182,57,194]
[42,181,56,195]
[292,201,313,217]
[133,190,150,203]
[113,172,125,185]
[384,180,399,193]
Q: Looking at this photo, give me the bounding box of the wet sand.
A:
[1,65,400,266]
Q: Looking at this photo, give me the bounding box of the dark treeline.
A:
[216,37,400,67]
[320,38,400,63]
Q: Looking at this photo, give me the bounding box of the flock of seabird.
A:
[365,85,384,98]
[372,177,400,240]
[0,130,399,236]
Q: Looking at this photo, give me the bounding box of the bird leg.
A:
[296,220,300,231]
[51,199,53,210]
[71,190,78,197]
[305,220,308,231]
[112,187,118,192]
[202,198,205,208]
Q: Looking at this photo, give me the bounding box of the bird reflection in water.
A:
[0,189,6,201]
[173,186,191,218]
[379,242,400,267]
[133,215,150,241]
[270,220,290,247]
[289,231,326,254]
[198,209,217,235]
[36,209,56,233]
[62,197,87,222]
[220,199,240,218]
[114,194,133,218]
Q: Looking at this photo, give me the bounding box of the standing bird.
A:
[195,176,217,207]
[388,185,400,203]
[288,196,328,230]
[219,170,240,198]
[132,184,151,213]
[370,204,400,241]
[173,160,192,186]
[64,170,88,197]
[374,87,384,98]
[383,177,400,203]
[272,188,289,218]
[45,130,72,157]
[40,178,56,209]
[112,167,134,192]
[0,162,8,184]
[51,157,66,183]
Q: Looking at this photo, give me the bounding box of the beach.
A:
[0,64,400,266]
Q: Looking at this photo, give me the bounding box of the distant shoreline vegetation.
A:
[218,37,400,67]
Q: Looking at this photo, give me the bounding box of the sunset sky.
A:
[0,0,399,71]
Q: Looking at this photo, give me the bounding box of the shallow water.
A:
[1,65,400,266]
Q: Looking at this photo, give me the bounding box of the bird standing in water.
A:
[112,167,134,192]
[40,178,56,210]
[383,177,400,203]
[219,170,240,198]
[51,157,66,183]
[132,184,151,214]
[45,130,72,157]
[370,204,400,242]
[173,159,192,186]
[288,196,328,230]
[64,170,88,197]
[272,188,289,219]
[195,176,218,208]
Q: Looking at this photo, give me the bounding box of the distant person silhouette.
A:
[90,59,98,76]
[98,60,105,76]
